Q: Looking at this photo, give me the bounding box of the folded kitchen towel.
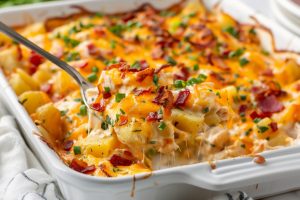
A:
[0,109,64,200]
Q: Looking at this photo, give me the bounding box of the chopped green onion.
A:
[174,80,186,89]
[92,66,99,73]
[239,58,249,67]
[193,64,199,71]
[229,48,245,58]
[158,121,167,131]
[253,118,261,123]
[115,93,125,102]
[153,74,159,86]
[166,56,177,66]
[79,105,87,116]
[223,26,239,38]
[104,87,110,93]
[87,73,98,83]
[258,126,269,133]
[73,146,81,155]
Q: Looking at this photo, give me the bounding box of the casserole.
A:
[1,0,300,199]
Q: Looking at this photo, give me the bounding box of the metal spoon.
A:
[0,21,93,107]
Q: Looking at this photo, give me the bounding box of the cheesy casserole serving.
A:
[1,1,300,177]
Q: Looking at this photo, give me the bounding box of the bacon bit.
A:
[94,26,106,37]
[174,89,190,107]
[133,88,151,96]
[250,111,271,119]
[210,71,225,82]
[136,68,154,82]
[29,51,43,67]
[253,155,266,164]
[29,65,39,75]
[153,86,174,110]
[63,140,73,151]
[208,160,216,170]
[87,43,99,56]
[295,83,300,91]
[146,112,162,122]
[109,154,133,167]
[239,104,248,114]
[261,68,274,77]
[188,24,215,49]
[174,66,189,81]
[154,64,171,74]
[122,13,135,22]
[16,45,23,61]
[151,46,164,60]
[269,122,278,132]
[70,158,96,174]
[129,60,149,72]
[90,100,105,112]
[103,91,112,99]
[72,60,88,69]
[118,115,128,126]
[208,55,230,71]
[40,83,52,94]
[258,95,284,114]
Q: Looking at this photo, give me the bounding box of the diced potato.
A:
[276,59,300,85]
[19,91,50,114]
[84,135,118,158]
[0,46,21,72]
[268,132,292,147]
[204,111,221,126]
[16,68,39,90]
[32,69,52,84]
[9,74,32,95]
[0,32,12,43]
[171,109,204,134]
[20,23,46,38]
[53,71,78,96]
[34,103,63,141]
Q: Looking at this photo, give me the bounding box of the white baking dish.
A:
[1,0,300,199]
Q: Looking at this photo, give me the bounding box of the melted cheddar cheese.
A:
[1,0,300,177]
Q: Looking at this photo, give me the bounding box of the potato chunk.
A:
[0,46,21,72]
[34,103,63,142]
[84,135,118,158]
[9,69,39,95]
[19,91,50,114]
[171,109,204,134]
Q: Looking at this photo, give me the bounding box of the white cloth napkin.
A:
[0,103,64,200]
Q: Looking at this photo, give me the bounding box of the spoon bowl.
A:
[0,21,94,108]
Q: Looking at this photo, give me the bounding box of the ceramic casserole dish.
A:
[1,0,300,199]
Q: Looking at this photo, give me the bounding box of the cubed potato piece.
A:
[276,59,300,85]
[35,103,63,141]
[9,74,32,95]
[19,91,50,114]
[20,23,46,38]
[171,109,204,134]
[32,69,52,84]
[53,71,78,96]
[84,135,118,158]
[0,46,21,72]
[16,68,39,90]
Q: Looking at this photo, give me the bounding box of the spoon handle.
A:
[0,21,90,89]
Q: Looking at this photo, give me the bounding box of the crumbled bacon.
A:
[63,140,73,151]
[87,43,99,56]
[94,26,106,37]
[253,155,266,164]
[250,111,271,119]
[295,83,300,91]
[153,86,174,115]
[136,68,154,82]
[269,122,278,132]
[174,89,190,107]
[70,158,96,174]
[151,46,164,60]
[239,104,248,114]
[146,112,162,122]
[29,51,43,67]
[258,95,284,114]
[90,99,105,112]
[154,64,171,74]
[103,91,111,99]
[187,24,215,49]
[122,13,135,22]
[261,68,274,77]
[72,60,88,69]
[40,83,52,94]
[208,55,230,71]
[109,152,134,166]
[174,65,189,81]
[118,115,128,126]
[133,88,151,96]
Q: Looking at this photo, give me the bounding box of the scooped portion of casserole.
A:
[1,0,300,177]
